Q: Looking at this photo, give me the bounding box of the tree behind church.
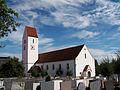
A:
[0,57,24,78]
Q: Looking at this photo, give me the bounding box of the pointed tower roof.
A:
[25,26,38,38]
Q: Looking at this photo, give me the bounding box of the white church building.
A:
[22,26,95,78]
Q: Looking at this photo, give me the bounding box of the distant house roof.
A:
[0,57,10,60]
[0,57,10,67]
[36,44,84,63]
[25,26,38,38]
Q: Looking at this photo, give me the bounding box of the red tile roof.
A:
[25,26,38,38]
[83,65,92,72]
[36,45,84,63]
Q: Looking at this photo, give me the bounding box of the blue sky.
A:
[0,0,120,62]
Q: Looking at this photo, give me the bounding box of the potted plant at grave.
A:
[45,75,51,82]
[66,70,72,77]
[30,66,41,77]
[56,64,63,77]
[56,68,63,77]
[66,64,72,79]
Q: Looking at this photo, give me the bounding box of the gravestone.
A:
[11,81,25,90]
[0,80,5,90]
[105,80,114,90]
[90,80,101,90]
[33,83,40,90]
[61,81,72,90]
[25,80,33,90]
[3,78,12,90]
[41,80,62,90]
[0,80,3,86]
[77,82,85,90]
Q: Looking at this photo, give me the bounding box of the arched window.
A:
[33,39,34,43]
[52,64,55,70]
[88,71,91,77]
[46,65,49,70]
[59,64,61,69]
[85,53,86,59]
[66,63,69,70]
[41,65,43,70]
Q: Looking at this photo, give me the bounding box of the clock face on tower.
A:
[31,45,35,50]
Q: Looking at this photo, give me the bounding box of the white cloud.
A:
[39,35,54,46]
[91,0,120,25]
[90,48,116,63]
[0,28,24,44]
[51,12,90,29]
[40,16,57,26]
[9,0,120,29]
[24,11,39,26]
[71,30,100,39]
[118,27,120,31]
[107,32,120,40]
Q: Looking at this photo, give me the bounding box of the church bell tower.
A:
[22,26,38,74]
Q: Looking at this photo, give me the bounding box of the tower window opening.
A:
[33,39,34,43]
[85,53,86,59]
[24,40,26,44]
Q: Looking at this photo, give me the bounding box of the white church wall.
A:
[27,37,38,71]
[37,60,75,76]
[75,45,95,77]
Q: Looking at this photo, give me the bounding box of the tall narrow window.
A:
[41,65,43,70]
[52,64,55,70]
[85,53,86,59]
[24,40,26,44]
[33,39,34,43]
[59,64,61,69]
[66,63,70,70]
[46,65,49,70]
[24,46,25,50]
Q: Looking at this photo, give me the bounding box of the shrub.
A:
[45,75,51,82]
[56,68,63,76]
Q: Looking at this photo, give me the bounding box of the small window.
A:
[24,40,26,44]
[46,65,49,70]
[85,53,86,59]
[41,65,43,70]
[52,64,55,70]
[33,39,34,43]
[59,64,61,69]
[66,63,70,70]
[24,46,25,50]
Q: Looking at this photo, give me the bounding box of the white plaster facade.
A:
[75,45,95,77]
[36,60,74,76]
